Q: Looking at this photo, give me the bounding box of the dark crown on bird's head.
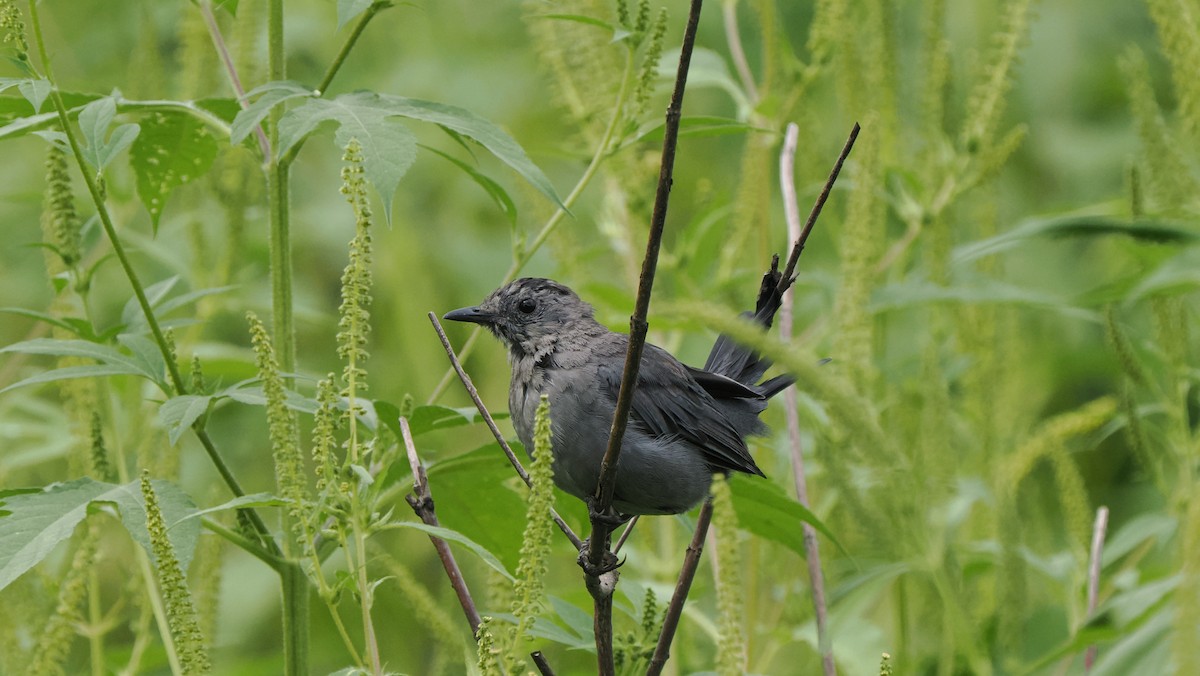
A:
[472,278,598,352]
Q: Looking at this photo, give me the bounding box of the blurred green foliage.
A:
[0,0,1197,674]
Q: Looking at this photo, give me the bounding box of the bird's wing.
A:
[599,344,765,477]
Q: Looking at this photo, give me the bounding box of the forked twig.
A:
[400,416,483,635]
[429,312,584,551]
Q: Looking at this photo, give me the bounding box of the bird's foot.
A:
[576,541,623,577]
[586,497,631,528]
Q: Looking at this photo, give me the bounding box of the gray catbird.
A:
[444,268,792,516]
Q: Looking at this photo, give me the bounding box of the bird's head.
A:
[444,278,598,357]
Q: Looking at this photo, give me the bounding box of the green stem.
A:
[427,51,636,402]
[267,0,296,376]
[315,2,391,98]
[280,562,311,676]
[202,517,285,569]
[88,568,104,676]
[265,3,310,674]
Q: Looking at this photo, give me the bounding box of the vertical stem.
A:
[279,562,311,676]
[1085,506,1110,672]
[267,0,296,375]
[779,122,836,675]
[265,4,305,674]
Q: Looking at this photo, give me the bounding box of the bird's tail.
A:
[703,255,796,397]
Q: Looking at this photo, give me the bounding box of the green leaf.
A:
[231,80,313,146]
[337,0,376,28]
[408,405,493,436]
[0,364,153,395]
[727,473,848,559]
[425,443,527,572]
[0,78,51,113]
[385,521,513,581]
[77,96,140,171]
[375,93,564,210]
[0,338,162,383]
[658,47,750,114]
[870,277,1101,322]
[1124,246,1200,303]
[627,116,771,148]
[421,144,517,224]
[277,91,565,218]
[952,214,1198,265]
[0,477,200,592]
[157,395,216,445]
[278,93,418,222]
[130,111,219,232]
[172,493,291,526]
[122,276,180,327]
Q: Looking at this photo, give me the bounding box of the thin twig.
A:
[613,516,639,555]
[531,650,556,676]
[779,122,836,676]
[429,313,585,550]
[721,1,759,104]
[776,122,861,296]
[586,3,706,674]
[401,416,483,635]
[1085,506,1110,673]
[646,498,715,676]
[198,0,271,158]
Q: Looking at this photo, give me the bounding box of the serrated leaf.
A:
[17,78,50,113]
[727,473,847,560]
[278,91,564,219]
[385,521,513,581]
[130,112,219,231]
[77,96,140,171]
[375,93,564,210]
[278,93,418,222]
[422,144,516,224]
[425,443,527,572]
[157,395,216,444]
[0,477,199,591]
[337,0,376,28]
[231,80,313,145]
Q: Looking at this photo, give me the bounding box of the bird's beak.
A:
[443,306,495,325]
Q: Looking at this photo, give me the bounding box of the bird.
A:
[443,265,793,517]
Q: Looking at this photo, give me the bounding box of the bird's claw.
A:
[586,497,631,528]
[576,541,623,577]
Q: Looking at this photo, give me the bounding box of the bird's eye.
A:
[517,298,537,314]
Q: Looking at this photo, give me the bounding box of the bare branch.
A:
[531,650,556,676]
[586,3,707,673]
[776,122,861,296]
[779,121,836,676]
[197,0,271,159]
[401,416,483,636]
[646,498,715,676]
[429,312,584,551]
